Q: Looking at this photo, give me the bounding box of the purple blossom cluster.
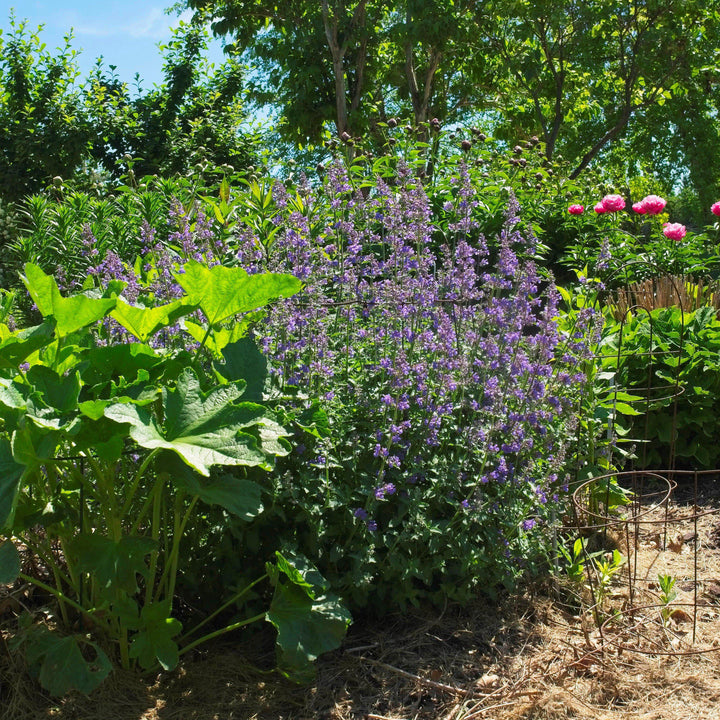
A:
[234,161,591,536]
[51,163,593,563]
[61,204,227,348]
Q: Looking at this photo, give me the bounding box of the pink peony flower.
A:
[601,194,626,212]
[712,201,720,217]
[662,222,686,241]
[568,204,584,215]
[632,202,646,214]
[594,202,607,214]
[641,194,667,215]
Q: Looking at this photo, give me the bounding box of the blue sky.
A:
[0,1,225,90]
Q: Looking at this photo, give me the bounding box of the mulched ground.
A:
[4,472,720,720]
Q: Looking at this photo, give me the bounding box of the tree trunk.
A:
[321,0,349,135]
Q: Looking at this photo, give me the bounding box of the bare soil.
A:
[4,474,720,720]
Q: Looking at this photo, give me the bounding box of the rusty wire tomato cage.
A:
[569,469,720,657]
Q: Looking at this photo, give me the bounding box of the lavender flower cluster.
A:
[234,161,590,539]
[59,203,227,348]
[54,160,596,603]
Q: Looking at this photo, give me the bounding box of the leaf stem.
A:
[18,572,91,621]
[131,474,165,535]
[178,611,267,657]
[180,573,269,644]
[192,324,214,365]
[145,476,166,607]
[120,448,161,519]
[155,494,199,607]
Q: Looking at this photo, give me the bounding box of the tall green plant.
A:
[0,262,351,695]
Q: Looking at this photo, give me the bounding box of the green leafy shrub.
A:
[0,262,351,695]
[600,304,720,469]
[5,140,596,618]
[188,160,591,613]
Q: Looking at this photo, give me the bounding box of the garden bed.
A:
[4,476,720,720]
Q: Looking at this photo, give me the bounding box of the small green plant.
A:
[587,476,634,516]
[559,537,589,585]
[601,305,720,469]
[658,573,678,626]
[591,549,626,616]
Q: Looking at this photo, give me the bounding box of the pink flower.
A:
[632,202,646,214]
[601,194,626,212]
[641,194,667,215]
[711,201,720,217]
[594,202,607,214]
[568,204,584,215]
[662,222,686,241]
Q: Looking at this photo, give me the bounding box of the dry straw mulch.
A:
[4,476,720,720]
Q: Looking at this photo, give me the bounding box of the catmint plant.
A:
[224,159,592,610]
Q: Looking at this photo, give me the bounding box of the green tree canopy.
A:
[0,15,91,202]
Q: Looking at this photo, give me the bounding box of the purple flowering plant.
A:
[6,145,596,613]
[212,157,594,610]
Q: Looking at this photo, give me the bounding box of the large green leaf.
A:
[0,319,55,369]
[68,534,156,595]
[0,378,28,411]
[26,366,81,413]
[110,299,193,342]
[214,337,268,402]
[104,367,269,475]
[267,582,351,682]
[21,264,116,337]
[80,343,162,388]
[274,550,329,598]
[0,437,26,527]
[174,261,301,325]
[128,600,182,671]
[23,626,112,696]
[163,454,264,520]
[183,317,253,358]
[0,540,20,584]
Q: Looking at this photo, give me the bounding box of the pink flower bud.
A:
[711,201,720,217]
[641,194,667,215]
[662,222,686,241]
[594,202,606,214]
[601,194,626,212]
[568,204,584,215]
[632,202,646,214]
